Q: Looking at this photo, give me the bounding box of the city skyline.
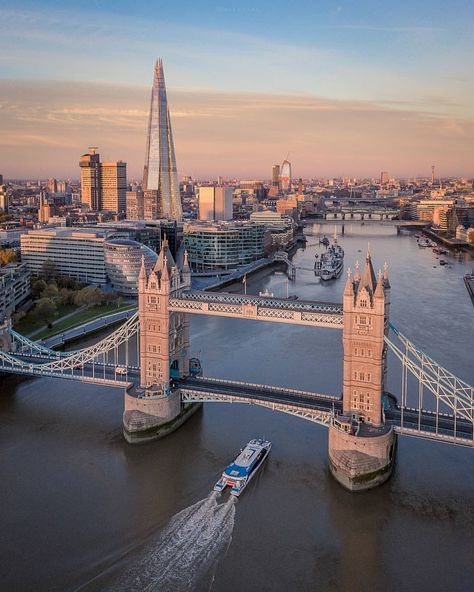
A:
[1,1,473,178]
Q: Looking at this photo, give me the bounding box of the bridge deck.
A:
[169,291,343,328]
[178,377,473,446]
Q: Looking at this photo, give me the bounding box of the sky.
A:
[0,0,473,179]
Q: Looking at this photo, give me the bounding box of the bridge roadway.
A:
[2,354,472,445]
[169,291,343,328]
[179,377,473,445]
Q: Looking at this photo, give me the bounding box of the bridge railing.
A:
[186,375,341,402]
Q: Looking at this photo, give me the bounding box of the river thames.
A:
[1,224,473,591]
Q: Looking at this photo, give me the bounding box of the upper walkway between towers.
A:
[168,290,343,328]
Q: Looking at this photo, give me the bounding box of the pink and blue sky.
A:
[1,0,473,179]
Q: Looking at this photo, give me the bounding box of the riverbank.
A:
[32,303,135,341]
[422,227,474,252]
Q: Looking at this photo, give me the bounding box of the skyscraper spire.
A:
[143,59,182,221]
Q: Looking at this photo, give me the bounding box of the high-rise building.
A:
[272,165,280,187]
[101,161,127,213]
[126,190,145,219]
[142,59,182,221]
[0,183,8,214]
[47,177,58,193]
[280,160,291,192]
[57,180,68,194]
[79,148,127,213]
[198,186,233,221]
[380,171,389,185]
[80,147,101,210]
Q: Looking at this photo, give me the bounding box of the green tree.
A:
[31,279,47,298]
[41,283,59,301]
[34,298,57,325]
[40,259,58,282]
[73,286,102,308]
[102,291,117,306]
[59,287,74,306]
[57,275,77,290]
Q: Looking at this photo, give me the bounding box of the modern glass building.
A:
[142,59,182,222]
[184,221,265,270]
[104,239,158,295]
[280,159,292,192]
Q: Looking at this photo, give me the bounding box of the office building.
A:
[126,190,145,220]
[47,177,58,193]
[380,171,389,185]
[101,161,127,212]
[104,238,157,295]
[198,186,233,221]
[38,191,54,223]
[80,147,101,210]
[184,221,265,270]
[272,164,280,187]
[57,181,68,194]
[0,183,8,213]
[280,160,292,192]
[250,210,290,229]
[79,148,127,213]
[0,263,30,320]
[142,59,182,221]
[20,228,108,285]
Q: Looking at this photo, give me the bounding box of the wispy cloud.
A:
[1,80,473,179]
[331,24,443,33]
[1,5,471,118]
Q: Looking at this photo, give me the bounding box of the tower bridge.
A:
[0,239,473,491]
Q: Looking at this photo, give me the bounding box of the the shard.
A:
[143,59,182,221]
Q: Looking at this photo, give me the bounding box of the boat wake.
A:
[111,492,236,592]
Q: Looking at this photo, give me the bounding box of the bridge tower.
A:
[328,249,396,491]
[123,242,199,443]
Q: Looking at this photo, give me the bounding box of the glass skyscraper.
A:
[280,159,292,192]
[143,59,182,221]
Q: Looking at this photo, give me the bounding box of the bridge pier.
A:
[328,252,397,490]
[123,385,201,443]
[124,243,200,443]
[328,421,396,491]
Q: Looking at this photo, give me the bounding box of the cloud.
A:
[1,79,473,179]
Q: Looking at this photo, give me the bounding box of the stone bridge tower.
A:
[123,242,199,443]
[328,250,396,491]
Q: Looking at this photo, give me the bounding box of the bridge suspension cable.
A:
[0,312,139,373]
[386,323,474,427]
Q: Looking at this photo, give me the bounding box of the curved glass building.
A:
[280,159,292,192]
[105,239,157,295]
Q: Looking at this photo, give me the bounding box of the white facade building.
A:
[20,228,108,284]
[198,186,233,221]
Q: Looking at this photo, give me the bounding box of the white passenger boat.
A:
[213,438,271,496]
